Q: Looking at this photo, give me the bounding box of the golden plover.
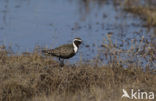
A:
[42,38,82,67]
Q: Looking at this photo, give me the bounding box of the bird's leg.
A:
[59,58,64,67]
[60,59,64,67]
[59,57,61,61]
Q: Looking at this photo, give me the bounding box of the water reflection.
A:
[0,0,154,67]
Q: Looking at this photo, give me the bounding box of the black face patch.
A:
[74,40,82,48]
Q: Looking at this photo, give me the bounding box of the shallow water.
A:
[0,0,153,64]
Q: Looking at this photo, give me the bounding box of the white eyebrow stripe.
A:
[73,39,82,42]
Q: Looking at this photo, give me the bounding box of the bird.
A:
[42,38,82,67]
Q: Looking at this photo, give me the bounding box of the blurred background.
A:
[0,0,155,67]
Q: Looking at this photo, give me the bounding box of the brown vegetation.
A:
[123,0,156,27]
[0,45,156,101]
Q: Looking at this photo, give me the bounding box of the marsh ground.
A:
[0,50,155,101]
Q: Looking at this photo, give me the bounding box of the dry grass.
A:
[0,45,156,101]
[122,0,156,27]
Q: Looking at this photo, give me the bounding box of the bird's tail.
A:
[42,49,54,56]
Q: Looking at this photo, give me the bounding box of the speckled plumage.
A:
[42,38,82,67]
[42,44,75,59]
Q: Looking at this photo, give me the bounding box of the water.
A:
[0,0,152,64]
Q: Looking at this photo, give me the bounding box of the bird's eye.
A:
[79,41,82,44]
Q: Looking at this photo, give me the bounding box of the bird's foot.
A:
[60,62,64,67]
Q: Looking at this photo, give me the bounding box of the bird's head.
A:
[73,37,82,48]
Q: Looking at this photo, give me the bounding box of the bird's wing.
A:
[42,44,74,57]
[55,44,74,57]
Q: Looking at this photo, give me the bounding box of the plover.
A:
[42,38,82,67]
